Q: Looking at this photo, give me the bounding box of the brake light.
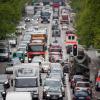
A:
[73,96,76,100]
[76,88,80,90]
[86,96,90,100]
[71,80,75,83]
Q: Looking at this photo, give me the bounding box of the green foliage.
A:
[0,0,31,39]
[71,0,100,49]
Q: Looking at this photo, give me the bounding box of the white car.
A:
[62,24,68,30]
[41,62,50,73]
[9,38,17,47]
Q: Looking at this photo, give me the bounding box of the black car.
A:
[41,12,51,19]
[43,78,64,100]
[73,90,91,100]
[52,24,59,30]
[52,29,61,37]
[41,17,50,23]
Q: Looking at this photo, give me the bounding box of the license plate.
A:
[52,96,57,99]
[79,97,85,99]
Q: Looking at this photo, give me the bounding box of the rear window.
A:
[77,83,90,87]
[0,48,8,53]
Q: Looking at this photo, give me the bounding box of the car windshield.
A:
[41,12,50,17]
[16,53,23,57]
[48,87,61,92]
[18,48,26,52]
[75,91,88,96]
[0,48,8,53]
[44,80,61,87]
[53,0,60,3]
[28,45,43,52]
[77,83,90,87]
[15,78,38,87]
[50,49,61,52]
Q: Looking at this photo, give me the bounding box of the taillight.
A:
[86,96,90,100]
[73,96,76,100]
[71,80,75,84]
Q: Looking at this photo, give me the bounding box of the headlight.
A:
[2,91,6,94]
[28,58,31,61]
[47,94,50,97]
[20,58,23,61]
[43,88,46,92]
[5,81,8,84]
[59,94,62,97]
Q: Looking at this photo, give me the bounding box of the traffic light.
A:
[73,44,78,56]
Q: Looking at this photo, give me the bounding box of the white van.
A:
[5,92,32,100]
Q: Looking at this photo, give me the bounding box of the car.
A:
[5,92,32,100]
[62,24,68,30]
[0,47,12,62]
[12,51,25,63]
[0,74,10,89]
[53,12,59,19]
[52,29,61,37]
[9,38,17,47]
[17,46,27,56]
[70,75,84,89]
[24,17,30,22]
[18,44,27,51]
[41,11,51,19]
[31,56,44,63]
[49,44,62,62]
[74,81,92,96]
[43,78,64,99]
[52,24,59,30]
[48,63,64,82]
[0,83,7,100]
[49,52,62,63]
[73,90,91,100]
[41,17,50,23]
[6,57,21,74]
[41,62,51,73]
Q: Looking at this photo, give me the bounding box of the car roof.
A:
[76,81,90,84]
[6,92,32,100]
